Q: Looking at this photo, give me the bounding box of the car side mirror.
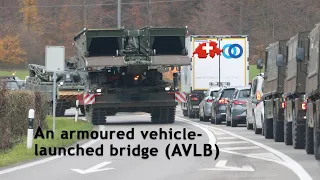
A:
[276,54,284,67]
[296,48,304,62]
[256,58,263,69]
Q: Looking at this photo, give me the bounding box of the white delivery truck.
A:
[180,35,249,118]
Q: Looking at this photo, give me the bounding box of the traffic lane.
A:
[0,114,211,180]
[178,114,317,180]
[210,122,320,179]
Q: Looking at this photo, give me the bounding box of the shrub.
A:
[0,82,47,150]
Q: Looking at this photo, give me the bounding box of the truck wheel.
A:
[292,108,305,149]
[284,118,293,145]
[199,113,204,121]
[314,114,320,160]
[158,106,175,124]
[305,124,314,154]
[91,108,107,125]
[264,117,273,139]
[151,109,161,123]
[80,106,85,115]
[246,119,253,130]
[55,101,66,117]
[273,106,284,142]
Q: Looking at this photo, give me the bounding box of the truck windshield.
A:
[6,81,19,90]
[238,89,250,98]
[221,89,235,98]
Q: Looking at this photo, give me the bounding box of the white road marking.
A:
[176,117,313,180]
[0,126,104,175]
[222,146,260,150]
[218,141,250,145]
[218,137,237,140]
[211,131,226,135]
[200,160,254,172]
[247,153,282,161]
[71,161,114,174]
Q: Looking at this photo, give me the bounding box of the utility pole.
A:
[217,37,222,87]
[117,0,121,28]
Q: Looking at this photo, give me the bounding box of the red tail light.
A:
[191,97,198,101]
[281,102,286,108]
[302,102,307,110]
[206,99,213,102]
[233,100,246,105]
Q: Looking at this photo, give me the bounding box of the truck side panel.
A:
[264,40,287,94]
[285,31,309,94]
[306,24,320,96]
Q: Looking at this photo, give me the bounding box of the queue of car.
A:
[187,74,264,129]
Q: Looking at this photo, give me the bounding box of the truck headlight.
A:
[59,82,64,86]
[165,87,170,91]
[96,88,102,93]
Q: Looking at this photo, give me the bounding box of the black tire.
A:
[91,108,107,125]
[199,112,204,121]
[314,113,320,160]
[159,106,176,124]
[306,125,314,154]
[215,116,222,124]
[264,117,273,139]
[284,118,293,145]
[292,108,305,149]
[55,101,66,117]
[273,106,284,142]
[204,116,210,122]
[247,119,253,130]
[151,109,161,123]
[254,116,262,134]
[211,116,216,124]
[86,106,107,125]
[80,106,85,115]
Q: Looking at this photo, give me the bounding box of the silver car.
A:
[226,86,251,127]
[199,86,221,121]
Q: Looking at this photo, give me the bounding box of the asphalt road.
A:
[0,107,319,180]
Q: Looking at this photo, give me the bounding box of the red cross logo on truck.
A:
[192,41,223,59]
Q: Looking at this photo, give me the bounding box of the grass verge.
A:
[0,116,93,168]
[249,65,264,81]
[0,69,28,79]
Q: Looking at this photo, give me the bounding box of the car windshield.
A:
[221,89,235,98]
[6,81,19,90]
[210,90,219,98]
[238,89,250,98]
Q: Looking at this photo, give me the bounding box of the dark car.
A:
[211,87,236,124]
[225,86,251,127]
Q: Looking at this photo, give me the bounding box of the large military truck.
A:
[26,64,85,116]
[303,23,320,160]
[280,31,309,149]
[72,27,190,125]
[261,39,288,141]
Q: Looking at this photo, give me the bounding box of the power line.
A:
[0,0,196,8]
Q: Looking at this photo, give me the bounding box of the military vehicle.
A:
[259,39,288,141]
[302,23,320,160]
[72,27,190,125]
[25,64,85,116]
[280,31,309,149]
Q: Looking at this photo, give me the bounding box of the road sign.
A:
[71,162,115,174]
[45,46,65,72]
[200,160,254,172]
[45,46,65,133]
